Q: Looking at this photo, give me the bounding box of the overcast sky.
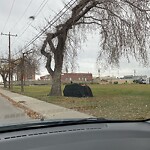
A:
[0,0,150,79]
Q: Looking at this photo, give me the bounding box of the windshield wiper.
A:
[0,118,102,133]
[0,118,148,133]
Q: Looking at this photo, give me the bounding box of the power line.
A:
[10,0,34,31]
[2,0,16,32]
[34,0,49,17]
[13,0,78,56]
[11,0,49,49]
[12,0,78,57]
[18,0,48,37]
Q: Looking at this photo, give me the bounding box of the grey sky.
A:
[0,0,150,79]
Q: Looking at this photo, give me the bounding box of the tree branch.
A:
[40,39,49,58]
[75,21,102,26]
[124,0,150,12]
[47,33,56,53]
[50,0,100,39]
[95,5,130,26]
[84,16,108,22]
[40,37,54,76]
[45,54,54,76]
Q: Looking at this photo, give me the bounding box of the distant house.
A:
[122,75,147,80]
[40,75,52,80]
[40,73,93,83]
[122,75,134,79]
[93,76,117,84]
[61,73,93,83]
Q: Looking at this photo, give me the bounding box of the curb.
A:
[0,92,44,120]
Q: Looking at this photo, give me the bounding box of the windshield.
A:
[0,0,150,126]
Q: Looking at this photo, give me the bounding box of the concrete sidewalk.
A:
[0,88,92,119]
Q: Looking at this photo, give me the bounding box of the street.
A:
[0,95,30,124]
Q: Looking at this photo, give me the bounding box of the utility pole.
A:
[1,32,17,90]
[20,51,32,92]
[21,53,25,92]
[134,70,136,77]
[98,68,100,83]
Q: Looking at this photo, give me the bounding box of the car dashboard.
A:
[0,121,150,150]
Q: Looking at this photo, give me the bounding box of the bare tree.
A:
[14,53,40,81]
[0,59,9,88]
[41,0,150,96]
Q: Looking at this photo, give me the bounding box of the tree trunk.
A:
[49,49,64,96]
[3,79,7,88]
[1,74,7,88]
[50,69,62,96]
[2,76,7,88]
[49,31,67,96]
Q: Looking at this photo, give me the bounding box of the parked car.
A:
[133,79,147,84]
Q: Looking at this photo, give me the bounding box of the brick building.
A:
[40,73,93,83]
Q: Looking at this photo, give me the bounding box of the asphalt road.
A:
[0,95,30,124]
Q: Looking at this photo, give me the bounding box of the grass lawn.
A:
[12,84,150,120]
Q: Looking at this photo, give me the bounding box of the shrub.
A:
[114,81,118,84]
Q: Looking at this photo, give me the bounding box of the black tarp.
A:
[63,83,93,97]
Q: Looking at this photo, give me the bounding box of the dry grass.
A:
[12,84,150,120]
